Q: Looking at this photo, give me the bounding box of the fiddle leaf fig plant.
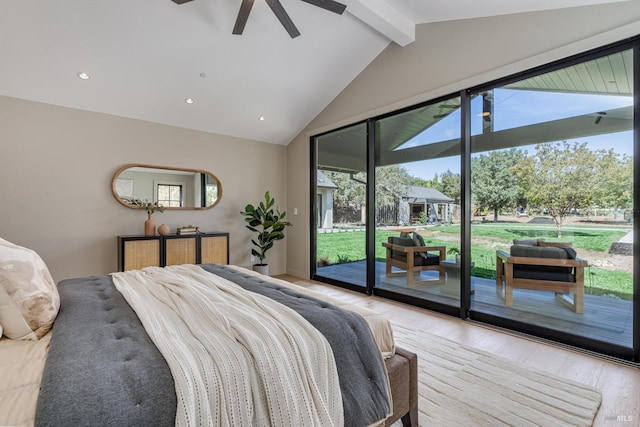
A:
[241,191,292,266]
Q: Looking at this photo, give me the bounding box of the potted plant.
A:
[130,198,166,236]
[241,191,292,275]
[448,247,461,263]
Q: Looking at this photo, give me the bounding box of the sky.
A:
[400,89,634,181]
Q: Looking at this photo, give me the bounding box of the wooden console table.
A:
[118,232,229,271]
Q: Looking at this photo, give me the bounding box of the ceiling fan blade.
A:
[171,0,196,4]
[300,0,346,15]
[233,0,255,35]
[265,0,300,38]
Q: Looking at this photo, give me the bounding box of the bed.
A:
[0,238,417,427]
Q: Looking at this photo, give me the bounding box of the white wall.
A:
[0,96,289,281]
[286,2,640,278]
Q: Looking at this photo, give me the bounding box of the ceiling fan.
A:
[171,0,347,38]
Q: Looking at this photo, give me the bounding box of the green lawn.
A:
[316,223,633,299]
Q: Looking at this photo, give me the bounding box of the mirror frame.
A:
[111,163,222,210]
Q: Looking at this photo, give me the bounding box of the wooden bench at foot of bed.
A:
[385,346,418,427]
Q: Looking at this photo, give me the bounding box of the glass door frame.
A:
[366,94,468,318]
[310,120,370,294]
[309,37,640,363]
[463,38,639,362]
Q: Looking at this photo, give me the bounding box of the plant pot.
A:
[455,254,461,263]
[252,264,269,276]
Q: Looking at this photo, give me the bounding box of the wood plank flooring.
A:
[276,274,640,427]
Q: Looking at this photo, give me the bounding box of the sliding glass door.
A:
[373,97,464,312]
[468,48,635,356]
[312,123,368,291]
[310,38,638,361]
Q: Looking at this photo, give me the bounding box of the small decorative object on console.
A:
[157,224,170,236]
[177,225,200,235]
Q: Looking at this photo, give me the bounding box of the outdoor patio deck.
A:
[316,260,633,347]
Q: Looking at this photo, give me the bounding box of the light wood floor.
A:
[277,274,640,426]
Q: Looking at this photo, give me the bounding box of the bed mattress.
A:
[0,332,51,426]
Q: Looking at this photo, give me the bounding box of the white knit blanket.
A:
[111,265,343,427]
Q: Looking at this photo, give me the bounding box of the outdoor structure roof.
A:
[317,170,338,189]
[400,185,453,203]
[317,49,633,171]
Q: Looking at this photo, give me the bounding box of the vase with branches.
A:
[130,199,166,236]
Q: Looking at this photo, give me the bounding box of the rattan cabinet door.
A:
[165,236,197,266]
[201,235,228,265]
[121,239,161,271]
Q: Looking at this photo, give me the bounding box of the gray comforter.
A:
[36,265,390,426]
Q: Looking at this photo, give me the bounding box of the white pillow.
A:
[0,238,59,340]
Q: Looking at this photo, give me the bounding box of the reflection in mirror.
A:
[112,164,222,210]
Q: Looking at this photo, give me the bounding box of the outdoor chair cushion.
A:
[512,239,544,246]
[509,244,576,282]
[388,236,440,266]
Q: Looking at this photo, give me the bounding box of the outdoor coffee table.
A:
[388,227,416,237]
[440,259,475,297]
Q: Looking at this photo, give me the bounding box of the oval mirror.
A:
[112,164,222,210]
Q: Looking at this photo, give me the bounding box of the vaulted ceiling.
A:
[0,0,629,145]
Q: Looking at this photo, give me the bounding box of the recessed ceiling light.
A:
[77,72,90,80]
[259,116,266,121]
[185,98,195,104]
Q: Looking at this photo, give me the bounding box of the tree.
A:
[593,150,633,217]
[375,165,416,207]
[324,165,416,209]
[515,141,598,237]
[434,169,461,204]
[324,170,366,209]
[471,149,525,222]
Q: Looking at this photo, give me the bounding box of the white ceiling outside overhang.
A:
[0,0,630,145]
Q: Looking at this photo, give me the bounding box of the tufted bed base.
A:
[20,264,419,427]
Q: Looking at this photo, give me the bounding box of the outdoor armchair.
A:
[382,233,445,285]
[496,240,588,313]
